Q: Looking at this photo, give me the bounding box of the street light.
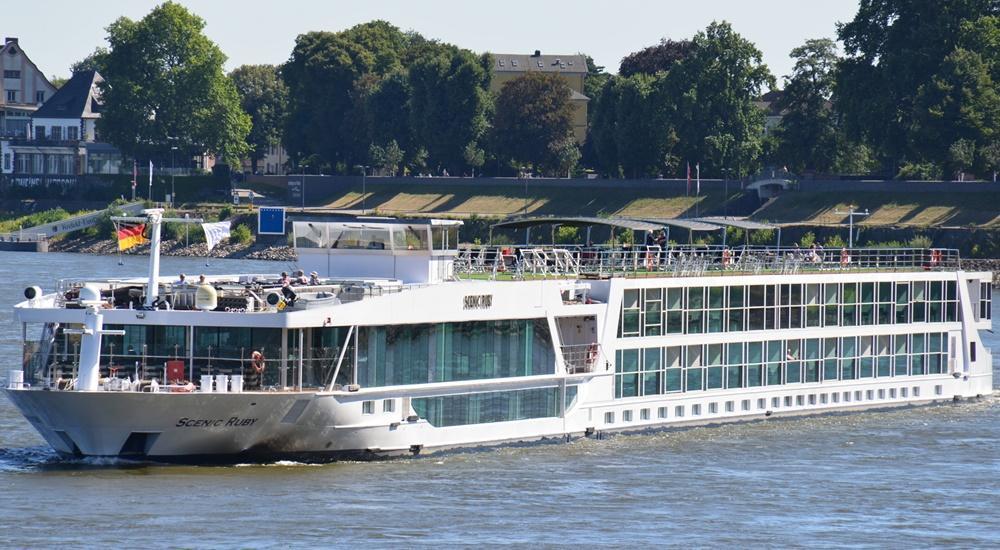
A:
[834,206,870,248]
[354,165,369,213]
[170,146,178,207]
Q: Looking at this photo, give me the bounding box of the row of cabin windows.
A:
[621,281,959,337]
[603,384,944,424]
[614,332,950,398]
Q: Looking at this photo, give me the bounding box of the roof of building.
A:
[491,52,588,74]
[569,89,590,102]
[32,70,103,119]
[0,38,55,105]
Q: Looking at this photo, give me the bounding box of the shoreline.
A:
[49,234,297,262]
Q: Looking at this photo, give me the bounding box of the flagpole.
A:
[148,160,153,201]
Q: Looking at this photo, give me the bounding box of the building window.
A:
[658,406,668,419]
[878,389,886,399]
[640,408,650,421]
[796,395,805,406]
[913,386,920,397]
[901,387,908,398]
[6,90,15,102]
[382,399,395,413]
[674,405,685,417]
[35,91,44,103]
[708,402,718,414]
[741,399,751,411]
[888,388,896,399]
[691,404,701,416]
[67,126,78,141]
[935,384,943,395]
[784,395,793,407]
[771,397,780,408]
[362,400,374,414]
[34,126,44,140]
[2,153,9,171]
[820,393,828,404]
[3,70,20,78]
[50,126,62,141]
[623,409,633,422]
[725,401,734,412]
[604,411,615,424]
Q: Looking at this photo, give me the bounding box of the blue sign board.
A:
[258,207,286,235]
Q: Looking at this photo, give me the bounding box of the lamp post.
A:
[834,206,870,248]
[354,165,369,213]
[170,146,178,207]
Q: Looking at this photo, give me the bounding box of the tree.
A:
[836,1,999,167]
[619,39,694,77]
[97,2,250,164]
[492,73,578,175]
[463,142,485,176]
[980,141,1000,181]
[614,74,676,177]
[588,77,623,176]
[666,21,774,177]
[49,76,68,89]
[409,48,492,174]
[229,64,288,173]
[773,39,839,172]
[913,48,1000,171]
[283,22,412,172]
[581,54,610,102]
[70,47,109,74]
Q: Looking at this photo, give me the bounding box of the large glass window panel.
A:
[843,283,857,303]
[686,368,704,391]
[860,357,874,378]
[861,282,875,303]
[806,305,821,327]
[728,309,744,332]
[709,287,724,309]
[747,365,763,387]
[688,287,705,310]
[707,310,724,333]
[785,362,801,383]
[823,359,839,381]
[749,285,765,307]
[729,286,744,308]
[665,346,683,368]
[726,365,744,388]
[766,363,782,385]
[840,358,857,380]
[687,310,704,334]
[706,366,724,389]
[412,387,563,427]
[804,361,820,382]
[877,356,892,377]
[748,308,765,331]
[666,288,683,310]
[665,368,682,392]
[618,349,639,373]
[643,371,660,395]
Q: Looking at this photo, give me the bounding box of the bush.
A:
[230,223,253,245]
[824,234,847,248]
[908,235,933,249]
[799,231,816,247]
[218,206,233,220]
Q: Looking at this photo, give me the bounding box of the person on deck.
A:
[280,272,297,304]
[295,270,309,285]
[246,351,265,390]
[309,271,321,286]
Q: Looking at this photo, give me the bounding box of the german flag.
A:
[117,223,148,251]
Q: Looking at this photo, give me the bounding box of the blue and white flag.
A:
[202,221,231,251]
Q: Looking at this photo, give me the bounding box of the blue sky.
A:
[6,0,860,83]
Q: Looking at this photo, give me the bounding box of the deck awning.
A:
[693,217,777,231]
[639,218,723,232]
[491,216,663,233]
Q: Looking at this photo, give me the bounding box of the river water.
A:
[0,252,996,547]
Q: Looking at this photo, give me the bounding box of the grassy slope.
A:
[320,183,734,219]
[752,191,1000,227]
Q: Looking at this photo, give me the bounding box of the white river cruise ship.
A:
[3,211,994,462]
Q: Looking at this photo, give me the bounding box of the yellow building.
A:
[489,51,589,143]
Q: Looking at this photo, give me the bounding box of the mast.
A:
[112,208,202,308]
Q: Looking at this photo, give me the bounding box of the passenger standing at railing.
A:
[246,351,265,390]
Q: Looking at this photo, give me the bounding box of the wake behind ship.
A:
[3,211,994,462]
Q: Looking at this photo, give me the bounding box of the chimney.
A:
[532,50,541,57]
[4,37,17,45]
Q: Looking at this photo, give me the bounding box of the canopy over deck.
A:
[491,216,662,233]
[692,216,781,246]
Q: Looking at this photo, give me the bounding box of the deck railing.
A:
[561,343,603,374]
[454,245,960,280]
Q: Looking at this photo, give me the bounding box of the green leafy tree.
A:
[666,21,774,177]
[98,2,251,164]
[409,48,492,174]
[582,54,610,102]
[229,64,288,173]
[462,142,485,176]
[619,39,694,77]
[492,73,578,175]
[836,1,999,167]
[948,138,977,179]
[980,141,1000,181]
[282,21,415,171]
[70,47,109,74]
[774,39,839,172]
[588,77,623,176]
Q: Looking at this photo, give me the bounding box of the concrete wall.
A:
[798,179,1000,193]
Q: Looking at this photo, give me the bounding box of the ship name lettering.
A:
[176,417,258,428]
[463,294,493,310]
